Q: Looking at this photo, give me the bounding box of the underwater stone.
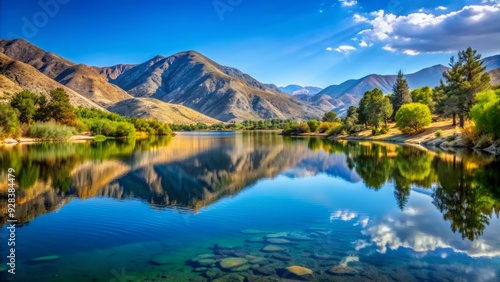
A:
[282,265,314,280]
[198,258,217,266]
[266,238,291,244]
[212,274,245,282]
[265,232,288,238]
[219,258,248,270]
[261,245,285,252]
[285,233,314,241]
[31,255,61,262]
[328,265,358,275]
[252,265,276,276]
[240,229,268,234]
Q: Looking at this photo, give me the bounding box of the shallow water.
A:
[1,132,499,281]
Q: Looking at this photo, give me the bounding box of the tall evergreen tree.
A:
[391,70,411,118]
[442,47,490,127]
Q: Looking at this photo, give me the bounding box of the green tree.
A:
[358,88,392,128]
[46,88,77,126]
[411,86,436,113]
[395,103,432,134]
[10,90,39,124]
[0,104,21,140]
[342,106,359,133]
[442,47,491,127]
[391,70,412,117]
[322,111,340,122]
[307,120,319,132]
[470,89,500,138]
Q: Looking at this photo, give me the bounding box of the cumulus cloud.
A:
[339,0,357,7]
[360,193,500,258]
[330,209,357,221]
[335,45,356,54]
[353,4,500,54]
[326,47,333,51]
[353,13,367,22]
[435,6,447,10]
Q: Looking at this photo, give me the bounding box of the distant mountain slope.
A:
[0,39,132,106]
[111,51,322,122]
[317,65,449,114]
[0,53,103,109]
[490,68,500,85]
[280,85,323,95]
[484,54,500,71]
[95,64,137,80]
[108,98,221,125]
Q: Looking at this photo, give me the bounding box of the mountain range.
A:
[279,85,323,96]
[0,38,499,121]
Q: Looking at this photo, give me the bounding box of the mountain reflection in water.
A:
[1,132,499,244]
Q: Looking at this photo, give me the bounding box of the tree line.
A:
[0,88,173,141]
[282,47,498,143]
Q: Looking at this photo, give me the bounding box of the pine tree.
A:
[391,70,411,118]
[442,47,491,127]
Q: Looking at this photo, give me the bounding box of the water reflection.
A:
[1,133,499,245]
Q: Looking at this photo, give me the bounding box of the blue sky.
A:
[1,0,499,87]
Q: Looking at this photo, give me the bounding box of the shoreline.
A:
[1,134,96,145]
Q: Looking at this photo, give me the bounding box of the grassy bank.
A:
[330,120,458,145]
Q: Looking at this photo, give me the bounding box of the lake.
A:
[1,132,499,282]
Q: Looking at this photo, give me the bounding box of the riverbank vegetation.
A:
[0,88,173,142]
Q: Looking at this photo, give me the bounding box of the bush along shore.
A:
[0,88,173,144]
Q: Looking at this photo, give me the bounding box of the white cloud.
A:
[330,209,357,221]
[354,4,500,54]
[334,45,356,54]
[359,40,371,47]
[435,6,447,10]
[353,13,367,22]
[339,0,357,7]
[325,47,333,51]
[360,193,500,258]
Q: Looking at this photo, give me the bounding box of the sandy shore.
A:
[1,134,95,145]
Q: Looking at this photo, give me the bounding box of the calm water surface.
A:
[1,132,499,282]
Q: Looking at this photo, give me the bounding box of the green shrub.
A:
[0,103,21,140]
[470,89,500,139]
[28,122,75,140]
[297,122,310,133]
[395,103,432,134]
[372,127,379,136]
[435,129,444,138]
[379,128,388,134]
[307,120,319,132]
[93,135,107,142]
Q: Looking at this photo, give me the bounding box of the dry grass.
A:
[340,119,459,144]
[108,98,222,125]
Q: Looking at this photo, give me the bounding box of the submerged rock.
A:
[261,245,285,252]
[212,274,245,282]
[328,265,358,275]
[266,238,291,244]
[150,254,172,265]
[219,258,248,270]
[311,253,336,260]
[272,254,292,261]
[241,229,268,234]
[245,274,271,282]
[194,267,208,272]
[31,255,61,262]
[285,233,314,241]
[265,232,288,239]
[252,266,276,276]
[246,255,268,264]
[246,237,264,243]
[197,258,217,266]
[281,265,314,280]
[205,267,224,280]
[231,264,251,272]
